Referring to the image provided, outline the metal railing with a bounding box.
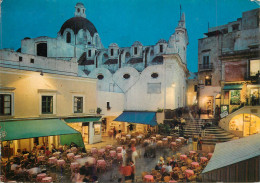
[199,63,213,71]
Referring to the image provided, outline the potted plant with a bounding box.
[97,107,102,114]
[157,108,163,113]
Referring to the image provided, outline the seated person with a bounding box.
[158,157,164,165]
[22,148,29,155]
[165,163,172,174]
[155,163,162,171]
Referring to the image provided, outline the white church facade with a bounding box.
[1,2,189,135]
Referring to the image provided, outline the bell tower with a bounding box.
[75,2,86,18]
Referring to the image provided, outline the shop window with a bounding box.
[66,32,71,43]
[41,96,53,114]
[205,76,211,86]
[147,83,161,94]
[249,60,260,77]
[74,96,83,113]
[0,94,12,116]
[30,58,34,63]
[19,56,23,62]
[134,47,137,55]
[160,45,163,53]
[230,90,240,105]
[94,123,101,135]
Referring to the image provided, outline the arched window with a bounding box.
[150,50,154,56]
[77,8,80,12]
[66,32,71,43]
[125,52,130,58]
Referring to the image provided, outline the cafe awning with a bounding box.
[64,117,101,123]
[114,111,157,126]
[223,84,243,90]
[0,119,80,141]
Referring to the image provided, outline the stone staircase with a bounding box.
[183,117,237,145]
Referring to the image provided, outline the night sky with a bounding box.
[1,0,259,72]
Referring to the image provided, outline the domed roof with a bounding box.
[59,17,97,37]
[76,2,84,8]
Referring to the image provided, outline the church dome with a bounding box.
[59,17,97,37]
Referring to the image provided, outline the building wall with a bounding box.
[187,78,198,106]
[0,50,78,76]
[0,67,97,119]
[97,91,124,116]
[197,8,260,114]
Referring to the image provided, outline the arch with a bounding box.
[150,50,154,56]
[66,32,71,43]
[125,52,130,58]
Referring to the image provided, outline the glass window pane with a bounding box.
[4,102,10,108]
[4,95,11,101]
[4,108,11,114]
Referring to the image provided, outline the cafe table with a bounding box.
[200,157,208,163]
[191,162,200,168]
[180,154,187,160]
[41,177,53,182]
[36,173,46,182]
[144,175,154,182]
[185,169,194,178]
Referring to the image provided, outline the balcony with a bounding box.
[199,63,213,71]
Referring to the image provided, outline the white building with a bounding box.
[6,2,189,134]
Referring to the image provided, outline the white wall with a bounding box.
[97,91,124,116]
[0,50,78,76]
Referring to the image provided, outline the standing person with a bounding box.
[188,136,193,151]
[122,145,126,166]
[126,144,133,164]
[201,124,206,137]
[198,108,201,119]
[131,144,138,164]
[192,136,198,151]
[113,127,117,139]
[122,162,132,181]
[130,160,135,182]
[198,134,202,150]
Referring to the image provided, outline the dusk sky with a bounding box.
[1,0,259,72]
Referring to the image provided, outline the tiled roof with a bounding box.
[104,59,118,65]
[202,133,260,174]
[152,56,163,63]
[78,52,94,65]
[127,57,143,64]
